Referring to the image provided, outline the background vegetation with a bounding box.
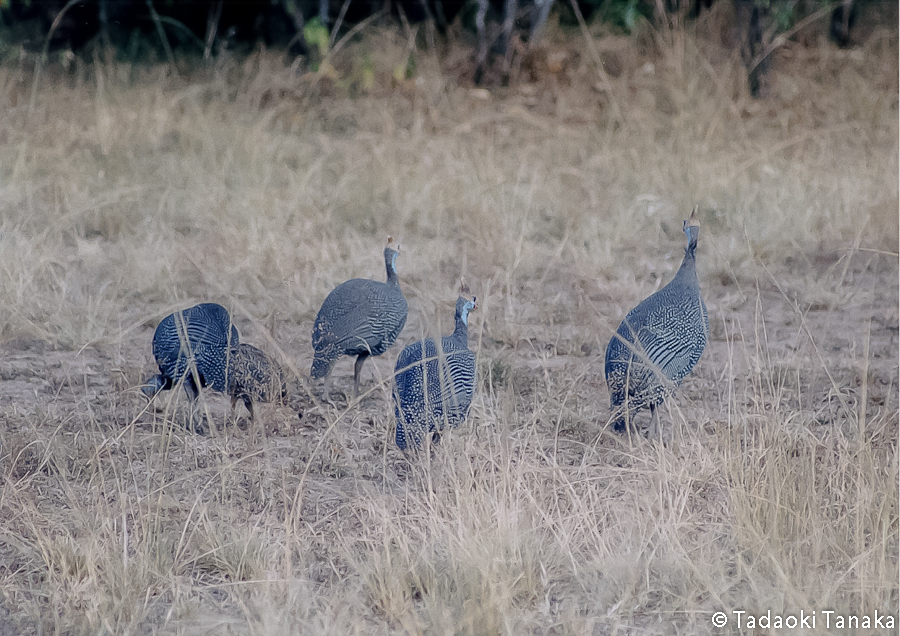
[0,0,870,92]
[0,1,897,633]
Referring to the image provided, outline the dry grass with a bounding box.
[0,10,897,635]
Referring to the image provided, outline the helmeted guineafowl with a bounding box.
[227,343,288,420]
[142,302,239,404]
[605,206,709,436]
[393,295,477,450]
[311,237,408,396]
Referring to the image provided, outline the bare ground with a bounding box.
[0,242,896,634]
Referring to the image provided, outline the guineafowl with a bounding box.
[142,303,239,405]
[393,296,477,450]
[605,206,709,437]
[227,343,288,420]
[311,237,408,397]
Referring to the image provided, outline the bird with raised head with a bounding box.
[393,293,478,450]
[311,237,408,397]
[605,206,709,437]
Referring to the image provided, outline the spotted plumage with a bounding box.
[311,238,408,396]
[605,207,709,435]
[227,343,288,420]
[393,296,477,450]
[142,302,239,403]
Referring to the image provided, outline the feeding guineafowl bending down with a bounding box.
[142,302,239,405]
[393,296,477,450]
[227,343,289,420]
[311,237,408,397]
[605,206,709,437]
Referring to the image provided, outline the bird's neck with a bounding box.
[452,319,469,342]
[673,245,698,284]
[385,259,399,285]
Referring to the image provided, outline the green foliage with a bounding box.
[741,0,806,33]
[596,0,652,33]
[349,54,376,93]
[770,0,797,31]
[303,17,330,57]
[393,53,415,81]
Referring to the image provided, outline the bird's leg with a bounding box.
[319,374,341,408]
[353,353,369,398]
[243,396,255,421]
[191,413,210,435]
[184,375,200,402]
[186,400,209,435]
[184,376,207,433]
[230,396,237,419]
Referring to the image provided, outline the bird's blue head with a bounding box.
[455,296,477,325]
[141,374,165,398]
